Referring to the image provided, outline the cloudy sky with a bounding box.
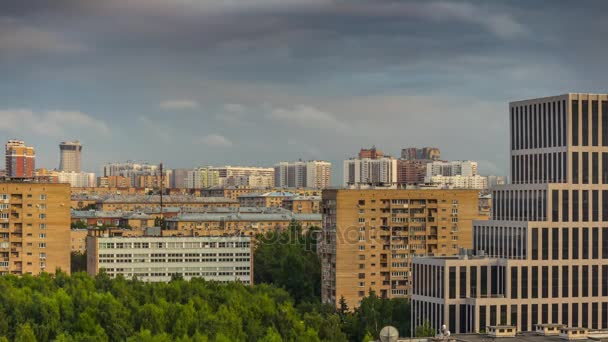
[1,0,608,182]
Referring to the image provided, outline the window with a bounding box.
[583,100,589,146]
[583,228,589,259]
[39,214,46,219]
[572,266,579,296]
[552,228,559,260]
[532,266,538,298]
[38,233,45,239]
[572,100,579,146]
[562,190,569,222]
[552,266,559,298]
[572,191,579,222]
[593,227,599,259]
[38,243,46,248]
[449,267,456,299]
[39,194,46,200]
[593,100,599,146]
[542,228,549,260]
[572,228,579,259]
[572,152,579,183]
[563,266,569,297]
[552,190,559,221]
[531,228,538,260]
[521,266,528,299]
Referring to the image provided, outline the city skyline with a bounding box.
[3,1,608,182]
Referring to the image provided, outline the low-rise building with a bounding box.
[86,233,252,283]
[70,229,88,253]
[96,195,238,211]
[238,191,294,208]
[283,196,321,214]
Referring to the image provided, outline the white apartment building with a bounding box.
[87,235,252,283]
[187,167,220,189]
[412,93,608,334]
[274,160,331,189]
[426,160,478,178]
[211,166,274,188]
[343,157,398,187]
[427,175,488,190]
[57,171,96,187]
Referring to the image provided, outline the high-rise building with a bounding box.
[358,146,384,159]
[170,169,190,189]
[5,140,35,178]
[401,147,441,161]
[56,171,96,187]
[397,159,427,185]
[426,160,478,178]
[187,167,221,189]
[102,161,159,186]
[0,181,71,275]
[343,156,398,187]
[59,141,82,172]
[412,93,608,334]
[319,188,486,310]
[274,160,331,189]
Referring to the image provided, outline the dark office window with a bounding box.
[563,228,569,260]
[593,152,599,184]
[532,266,538,298]
[542,266,549,298]
[573,228,579,259]
[511,267,518,299]
[604,191,608,221]
[500,305,507,325]
[563,303,569,326]
[583,303,589,329]
[573,191,579,222]
[573,265,579,296]
[562,152,567,183]
[593,227,599,259]
[573,303,579,327]
[573,100,579,146]
[604,228,608,258]
[449,305,456,332]
[563,265,569,297]
[572,152,579,183]
[490,305,497,326]
[480,306,486,333]
[552,228,559,260]
[593,190,599,222]
[531,228,538,260]
[459,267,466,298]
[542,304,548,324]
[603,265,608,297]
[562,190,569,222]
[552,190,559,221]
[511,108,515,150]
[481,266,487,296]
[602,265,608,296]
[592,302,599,329]
[562,100,567,146]
[583,228,589,259]
[459,305,467,333]
[511,305,518,327]
[583,266,589,297]
[583,190,589,222]
[449,267,456,299]
[491,266,498,295]
[521,266,528,299]
[552,304,559,324]
[542,228,549,260]
[470,266,477,298]
[593,100,599,146]
[583,152,589,184]
[603,303,608,328]
[552,265,559,298]
[593,265,598,297]
[603,101,608,146]
[603,153,608,184]
[531,304,538,327]
[583,100,589,146]
[521,304,528,332]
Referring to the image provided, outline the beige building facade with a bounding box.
[0,182,71,275]
[320,188,486,310]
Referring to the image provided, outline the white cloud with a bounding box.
[196,134,233,147]
[159,99,199,110]
[268,104,349,131]
[0,19,85,57]
[0,109,109,137]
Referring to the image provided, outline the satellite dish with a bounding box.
[379,326,399,342]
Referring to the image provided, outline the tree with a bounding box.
[71,221,88,229]
[338,296,348,318]
[71,252,87,273]
[14,323,36,342]
[415,321,435,337]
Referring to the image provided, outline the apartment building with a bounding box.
[237,191,294,208]
[319,188,485,310]
[187,167,220,189]
[87,234,252,283]
[0,181,70,275]
[412,93,608,334]
[5,140,35,178]
[274,160,331,189]
[401,147,441,161]
[397,159,427,186]
[343,157,398,187]
[164,207,321,237]
[71,229,88,253]
[96,195,238,211]
[283,196,321,214]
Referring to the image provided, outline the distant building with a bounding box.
[97,175,130,188]
[59,141,82,173]
[170,168,190,189]
[401,147,441,161]
[95,194,237,211]
[187,167,220,189]
[237,191,294,208]
[427,174,488,189]
[5,140,35,178]
[274,160,331,189]
[102,161,159,186]
[282,196,321,214]
[87,234,252,283]
[358,146,384,159]
[0,181,71,275]
[426,160,478,178]
[343,156,398,187]
[57,171,96,187]
[396,159,427,185]
[487,175,507,188]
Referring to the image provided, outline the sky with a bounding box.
[1,0,608,183]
